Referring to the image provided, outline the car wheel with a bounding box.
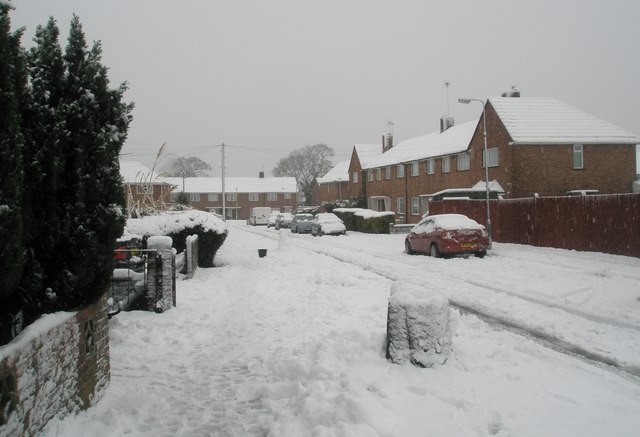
[319,230,324,237]
[405,240,414,255]
[475,250,487,258]
[429,244,440,258]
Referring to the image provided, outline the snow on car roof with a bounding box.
[429,214,485,230]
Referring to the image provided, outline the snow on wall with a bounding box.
[386,281,452,368]
[0,295,110,436]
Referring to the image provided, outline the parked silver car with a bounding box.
[290,213,314,233]
[311,213,346,236]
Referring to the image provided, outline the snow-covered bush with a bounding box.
[333,208,395,234]
[124,210,228,268]
[386,281,452,367]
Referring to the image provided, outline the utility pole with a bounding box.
[221,142,226,220]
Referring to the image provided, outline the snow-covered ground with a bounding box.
[45,222,640,436]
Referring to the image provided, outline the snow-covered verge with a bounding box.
[334,207,395,219]
[43,224,640,436]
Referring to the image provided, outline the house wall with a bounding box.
[348,148,366,201]
[125,183,174,213]
[317,181,350,205]
[185,192,298,219]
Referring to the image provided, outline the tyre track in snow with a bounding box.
[233,224,640,381]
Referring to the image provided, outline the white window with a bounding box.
[483,147,499,168]
[573,144,584,169]
[425,159,435,175]
[397,197,406,215]
[189,193,200,202]
[284,192,292,199]
[411,197,419,215]
[411,162,419,177]
[248,193,259,202]
[397,164,405,178]
[457,153,470,171]
[207,193,218,202]
[376,168,382,181]
[367,170,373,182]
[267,193,278,201]
[385,166,391,179]
[226,192,236,202]
[442,156,450,173]
[352,171,358,183]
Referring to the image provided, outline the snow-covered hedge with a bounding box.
[386,281,452,367]
[333,208,395,234]
[124,210,228,268]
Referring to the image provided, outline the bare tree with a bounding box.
[162,156,212,177]
[273,144,334,205]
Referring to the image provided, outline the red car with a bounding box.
[405,214,488,258]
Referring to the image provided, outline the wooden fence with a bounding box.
[428,194,640,258]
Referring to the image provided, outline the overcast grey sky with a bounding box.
[10,0,640,176]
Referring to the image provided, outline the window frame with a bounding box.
[267,192,278,201]
[397,197,406,215]
[411,197,419,215]
[573,144,584,169]
[352,171,358,183]
[208,193,218,202]
[376,168,382,181]
[248,192,259,202]
[457,153,470,171]
[425,159,435,175]
[226,192,237,202]
[385,166,391,179]
[189,193,201,202]
[396,164,405,178]
[411,161,419,177]
[482,147,499,168]
[441,156,450,173]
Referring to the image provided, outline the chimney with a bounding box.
[440,115,455,133]
[501,86,520,97]
[382,133,393,153]
[259,171,264,178]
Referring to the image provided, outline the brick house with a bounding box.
[315,160,350,205]
[162,175,298,220]
[328,95,638,224]
[120,161,174,216]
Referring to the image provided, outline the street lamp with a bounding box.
[458,97,492,249]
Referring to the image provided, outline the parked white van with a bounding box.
[247,207,272,226]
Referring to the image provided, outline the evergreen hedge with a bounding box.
[333,209,395,234]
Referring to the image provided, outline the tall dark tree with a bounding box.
[44,14,133,311]
[18,17,66,312]
[273,143,334,205]
[0,3,26,317]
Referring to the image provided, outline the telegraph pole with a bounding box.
[221,142,226,220]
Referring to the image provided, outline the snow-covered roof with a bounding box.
[489,97,640,145]
[363,120,477,169]
[354,144,382,167]
[317,160,350,184]
[120,161,156,184]
[160,176,297,193]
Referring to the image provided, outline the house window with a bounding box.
[136,184,151,194]
[284,192,292,199]
[352,171,358,183]
[248,193,259,202]
[425,159,435,175]
[457,153,470,171]
[483,147,499,168]
[385,166,391,179]
[411,197,419,215]
[367,170,374,182]
[189,193,200,202]
[267,193,278,201]
[442,156,450,173]
[376,168,382,181]
[397,197,406,215]
[397,164,405,178]
[226,192,236,202]
[208,193,218,202]
[411,162,419,177]
[573,144,584,169]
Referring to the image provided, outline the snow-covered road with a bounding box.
[46,223,640,436]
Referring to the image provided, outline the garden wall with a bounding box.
[429,194,640,258]
[0,294,110,435]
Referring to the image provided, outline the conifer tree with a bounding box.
[0,3,26,315]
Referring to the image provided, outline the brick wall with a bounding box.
[317,180,350,205]
[0,294,110,436]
